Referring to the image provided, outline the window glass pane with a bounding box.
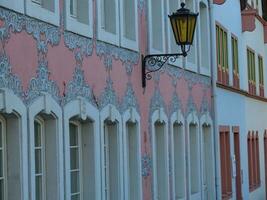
[70,148,79,170]
[123,0,135,40]
[35,176,43,200]
[35,149,42,174]
[43,0,54,12]
[71,171,80,194]
[34,121,42,147]
[77,0,89,24]
[0,180,3,200]
[103,0,116,34]
[151,0,163,51]
[0,150,3,178]
[69,124,78,146]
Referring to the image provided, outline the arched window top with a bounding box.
[64,98,99,122]
[170,110,184,126]
[151,108,168,124]
[122,107,140,124]
[100,104,121,123]
[187,111,199,126]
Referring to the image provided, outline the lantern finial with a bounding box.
[181,2,185,8]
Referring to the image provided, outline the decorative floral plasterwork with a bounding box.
[0,7,60,54]
[98,77,119,110]
[149,88,167,116]
[200,89,211,115]
[96,41,139,74]
[62,66,96,107]
[186,92,197,116]
[0,53,23,98]
[165,64,211,87]
[120,82,140,113]
[141,154,152,177]
[25,59,61,105]
[64,31,93,61]
[169,91,182,116]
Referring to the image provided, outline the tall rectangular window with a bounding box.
[231,36,239,88]
[104,121,119,200]
[0,121,6,200]
[126,122,140,200]
[189,124,199,194]
[247,49,256,95]
[173,123,185,199]
[148,0,165,53]
[34,120,45,200]
[69,123,81,200]
[219,127,232,199]
[259,56,264,97]
[247,131,261,191]
[216,24,229,85]
[120,0,138,50]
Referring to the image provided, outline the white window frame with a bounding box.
[199,0,211,76]
[151,108,169,200]
[148,0,166,54]
[28,94,64,200]
[65,0,93,37]
[122,108,142,200]
[69,121,83,200]
[63,98,101,200]
[187,111,201,199]
[26,0,60,26]
[0,115,7,200]
[170,110,186,200]
[97,0,120,46]
[119,0,139,51]
[0,89,29,200]
[0,0,24,13]
[100,105,123,200]
[34,117,46,200]
[167,0,183,67]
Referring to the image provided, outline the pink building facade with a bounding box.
[0,0,213,200]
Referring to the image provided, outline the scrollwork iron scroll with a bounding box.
[142,52,187,89]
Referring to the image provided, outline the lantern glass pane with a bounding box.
[176,16,188,44]
[170,17,179,44]
[187,15,197,44]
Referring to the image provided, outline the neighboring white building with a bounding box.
[213,0,267,199]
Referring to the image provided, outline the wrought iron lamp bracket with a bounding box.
[142,52,187,88]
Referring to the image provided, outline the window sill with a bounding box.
[65,16,92,38]
[1,0,24,13]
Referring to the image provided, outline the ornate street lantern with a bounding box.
[142,3,198,89]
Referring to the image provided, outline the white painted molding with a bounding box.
[0,0,24,13]
[0,88,29,200]
[63,98,101,200]
[28,93,64,200]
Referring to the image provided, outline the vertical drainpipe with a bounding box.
[208,1,221,200]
